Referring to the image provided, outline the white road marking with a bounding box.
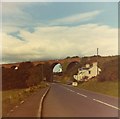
[6,105,19,116]
[58,84,119,111]
[77,93,87,98]
[93,99,120,110]
[10,109,14,112]
[20,100,24,104]
[67,88,75,93]
[64,87,87,98]
[15,105,18,108]
[37,87,50,117]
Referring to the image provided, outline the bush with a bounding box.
[26,65,43,87]
[2,62,34,90]
[98,59,118,81]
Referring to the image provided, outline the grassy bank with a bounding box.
[77,79,118,97]
[2,81,48,116]
[55,75,118,98]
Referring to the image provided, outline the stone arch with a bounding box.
[47,62,63,82]
[51,62,62,71]
[11,66,18,70]
[66,61,80,71]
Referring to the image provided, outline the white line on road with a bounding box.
[20,100,24,104]
[15,105,18,108]
[77,93,87,98]
[56,84,119,111]
[67,88,75,93]
[93,99,120,110]
[64,87,87,98]
[10,109,14,112]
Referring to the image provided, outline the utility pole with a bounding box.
[97,48,99,57]
[97,48,99,75]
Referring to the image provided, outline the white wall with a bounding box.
[73,62,101,81]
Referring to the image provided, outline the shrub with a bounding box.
[98,59,118,81]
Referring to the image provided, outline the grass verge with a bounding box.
[77,79,119,98]
[2,81,48,116]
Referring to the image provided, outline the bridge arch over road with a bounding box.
[43,58,81,82]
[2,57,81,82]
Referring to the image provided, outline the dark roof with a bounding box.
[79,67,90,70]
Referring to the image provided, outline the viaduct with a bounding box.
[2,57,81,82]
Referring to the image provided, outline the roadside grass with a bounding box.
[57,76,71,84]
[60,76,69,84]
[77,79,119,98]
[2,81,48,116]
[56,75,119,98]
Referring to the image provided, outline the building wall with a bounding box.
[73,62,101,81]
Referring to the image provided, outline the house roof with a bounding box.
[78,62,98,71]
[78,67,90,71]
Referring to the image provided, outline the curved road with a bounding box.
[42,83,119,117]
[7,83,119,117]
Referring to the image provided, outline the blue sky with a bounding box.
[3,2,118,27]
[53,63,62,72]
[2,2,118,63]
[21,2,117,27]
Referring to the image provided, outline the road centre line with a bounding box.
[93,98,120,110]
[64,86,87,98]
[77,93,87,98]
[67,88,75,92]
[62,84,119,110]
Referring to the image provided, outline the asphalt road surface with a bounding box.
[42,83,119,117]
[7,83,119,117]
[7,87,49,117]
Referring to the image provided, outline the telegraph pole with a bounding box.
[97,48,99,56]
[97,48,99,75]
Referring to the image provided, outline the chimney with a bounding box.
[93,62,97,66]
[86,64,90,68]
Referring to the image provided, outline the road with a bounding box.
[42,83,119,117]
[7,83,119,117]
[7,87,49,117]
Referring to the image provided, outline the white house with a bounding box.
[73,62,101,82]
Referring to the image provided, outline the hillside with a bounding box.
[59,55,118,82]
[81,55,118,81]
[57,55,118,97]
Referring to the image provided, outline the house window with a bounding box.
[89,71,91,74]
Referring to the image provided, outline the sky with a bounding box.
[53,63,62,72]
[2,2,118,64]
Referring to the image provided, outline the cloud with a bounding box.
[2,23,118,63]
[2,3,37,30]
[2,2,102,30]
[52,10,102,25]
[2,3,25,15]
[2,2,50,33]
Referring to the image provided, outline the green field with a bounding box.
[77,79,119,97]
